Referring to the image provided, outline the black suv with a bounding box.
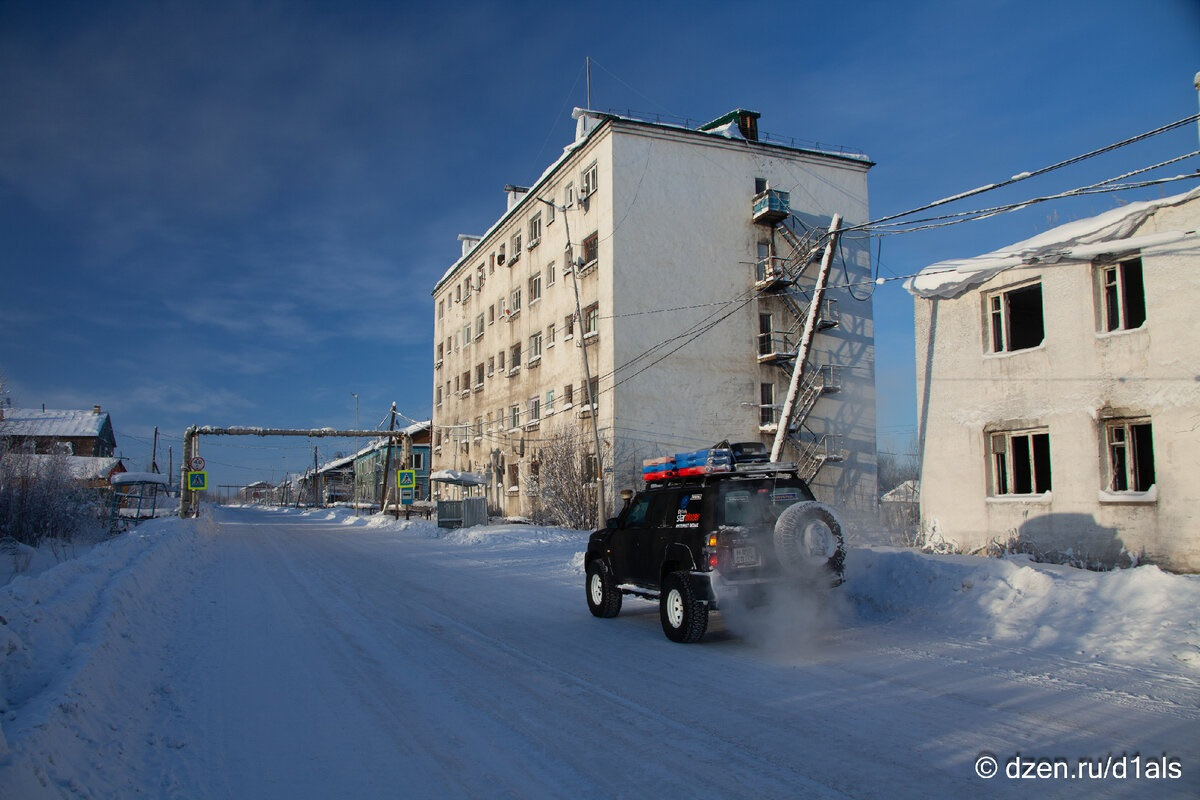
[585,445,846,643]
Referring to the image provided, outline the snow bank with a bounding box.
[0,514,219,765]
[846,546,1200,672]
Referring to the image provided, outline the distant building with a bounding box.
[907,187,1200,571]
[0,405,125,489]
[431,107,877,522]
[0,405,117,457]
[353,421,432,507]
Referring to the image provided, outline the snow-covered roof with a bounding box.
[112,471,170,486]
[906,186,1200,299]
[1,453,125,481]
[1,407,111,439]
[881,479,920,503]
[429,469,486,486]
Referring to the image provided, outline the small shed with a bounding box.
[431,470,487,529]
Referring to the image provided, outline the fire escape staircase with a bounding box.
[752,189,846,481]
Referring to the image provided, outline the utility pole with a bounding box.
[151,427,159,473]
[381,403,398,517]
[351,392,359,513]
[538,196,607,525]
[771,213,843,463]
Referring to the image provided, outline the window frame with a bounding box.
[989,428,1052,497]
[1095,257,1147,334]
[985,280,1045,354]
[1103,418,1155,493]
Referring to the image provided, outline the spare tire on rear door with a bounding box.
[773,501,846,584]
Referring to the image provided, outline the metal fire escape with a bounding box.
[752,189,845,481]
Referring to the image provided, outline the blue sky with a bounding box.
[2,0,1198,491]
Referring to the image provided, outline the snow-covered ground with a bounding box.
[1,505,1196,798]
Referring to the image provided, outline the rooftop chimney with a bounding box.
[504,184,529,211]
[93,405,102,415]
[457,234,482,258]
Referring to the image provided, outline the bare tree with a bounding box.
[526,422,610,530]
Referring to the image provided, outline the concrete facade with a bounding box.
[432,109,876,523]
[909,188,1200,571]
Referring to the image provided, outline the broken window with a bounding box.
[990,429,1052,495]
[987,282,1044,353]
[1105,419,1155,492]
[758,313,774,356]
[760,383,776,426]
[1097,257,1146,333]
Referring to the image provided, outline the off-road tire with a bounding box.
[774,501,846,584]
[586,560,622,618]
[660,571,709,643]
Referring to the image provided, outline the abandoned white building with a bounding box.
[431,107,877,522]
[907,186,1200,572]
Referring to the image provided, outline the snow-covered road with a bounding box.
[2,506,1197,798]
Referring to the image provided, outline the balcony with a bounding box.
[752,189,790,226]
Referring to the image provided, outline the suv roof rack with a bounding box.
[644,462,800,489]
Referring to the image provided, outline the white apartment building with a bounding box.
[907,187,1200,571]
[432,108,876,522]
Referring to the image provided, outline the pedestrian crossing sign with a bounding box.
[186,471,208,491]
[397,469,416,489]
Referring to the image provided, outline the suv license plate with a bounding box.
[733,545,760,567]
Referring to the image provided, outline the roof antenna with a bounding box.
[586,56,592,111]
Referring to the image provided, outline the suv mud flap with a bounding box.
[685,571,718,608]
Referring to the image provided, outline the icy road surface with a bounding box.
[1,505,1197,798]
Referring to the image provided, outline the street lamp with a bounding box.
[537,196,607,526]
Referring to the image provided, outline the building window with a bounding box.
[528,213,542,247]
[583,453,599,483]
[529,331,543,360]
[564,314,575,338]
[498,244,506,265]
[1097,257,1146,333]
[760,383,776,426]
[510,232,522,262]
[461,370,471,393]
[475,313,485,338]
[545,389,555,414]
[563,383,574,405]
[529,272,542,303]
[547,261,556,286]
[438,299,445,320]
[758,313,774,356]
[587,376,599,408]
[987,282,1044,353]
[475,363,485,387]
[412,452,425,471]
[580,161,598,198]
[436,342,444,363]
[435,386,443,406]
[510,405,521,430]
[565,181,575,207]
[546,323,556,346]
[510,288,522,315]
[581,232,599,268]
[990,429,1052,495]
[756,241,773,283]
[510,342,522,368]
[487,356,495,376]
[498,349,505,371]
[583,303,599,337]
[1105,419,1155,492]
[546,202,555,226]
[528,396,541,423]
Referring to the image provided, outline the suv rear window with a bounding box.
[718,480,813,527]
